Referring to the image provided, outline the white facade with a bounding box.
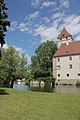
[53,28,80,85]
[53,55,80,85]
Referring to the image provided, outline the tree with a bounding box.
[31,40,57,79]
[0,45,28,88]
[0,0,10,59]
[31,56,41,78]
[16,53,28,80]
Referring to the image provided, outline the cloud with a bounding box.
[9,22,18,31]
[53,12,64,19]
[19,23,29,32]
[34,24,58,42]
[33,13,80,43]
[60,0,70,8]
[62,15,80,35]
[8,0,80,45]
[42,17,50,23]
[75,35,80,40]
[29,11,39,19]
[31,0,41,8]
[41,1,55,9]
[53,0,70,12]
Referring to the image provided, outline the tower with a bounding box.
[57,28,73,48]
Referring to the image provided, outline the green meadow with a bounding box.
[0,88,80,120]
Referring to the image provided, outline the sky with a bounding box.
[4,0,80,63]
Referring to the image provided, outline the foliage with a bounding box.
[16,53,27,79]
[37,76,55,86]
[0,45,28,88]
[76,81,80,87]
[0,0,10,47]
[31,40,57,80]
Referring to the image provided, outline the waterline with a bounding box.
[13,83,80,94]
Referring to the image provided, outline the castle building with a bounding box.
[53,28,80,85]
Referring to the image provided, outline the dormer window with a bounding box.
[66,51,68,53]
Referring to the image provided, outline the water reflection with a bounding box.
[13,83,80,94]
[30,85,53,92]
[13,83,30,90]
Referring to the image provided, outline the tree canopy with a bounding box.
[31,40,57,79]
[0,45,28,88]
[0,0,10,58]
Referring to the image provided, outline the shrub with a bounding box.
[37,76,55,86]
[76,81,80,87]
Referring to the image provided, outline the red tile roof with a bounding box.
[54,40,80,57]
[57,28,72,39]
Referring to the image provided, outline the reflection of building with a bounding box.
[53,28,80,85]
[17,79,21,84]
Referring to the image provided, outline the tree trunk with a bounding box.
[10,80,14,88]
[52,81,54,87]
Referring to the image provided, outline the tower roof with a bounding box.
[57,28,72,39]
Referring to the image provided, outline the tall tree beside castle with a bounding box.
[0,0,10,58]
[31,40,57,80]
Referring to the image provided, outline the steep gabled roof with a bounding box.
[54,40,80,57]
[57,28,72,39]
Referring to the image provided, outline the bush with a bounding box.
[37,76,55,86]
[76,81,80,87]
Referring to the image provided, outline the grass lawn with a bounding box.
[0,88,80,120]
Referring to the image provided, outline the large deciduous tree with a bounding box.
[0,0,10,58]
[31,40,57,79]
[0,45,27,88]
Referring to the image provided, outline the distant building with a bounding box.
[53,28,80,85]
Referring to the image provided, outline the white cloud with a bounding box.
[29,11,39,19]
[34,23,59,42]
[62,15,80,36]
[8,1,80,45]
[31,0,41,7]
[42,17,50,23]
[19,23,29,32]
[53,0,70,12]
[9,22,18,31]
[33,12,80,43]
[41,1,55,9]
[60,0,70,8]
[53,12,64,19]
[75,35,80,40]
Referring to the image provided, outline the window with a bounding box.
[57,65,61,70]
[79,63,80,69]
[78,73,80,76]
[58,58,60,62]
[69,64,72,69]
[58,74,60,77]
[69,56,72,60]
[67,74,69,77]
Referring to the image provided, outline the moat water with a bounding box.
[13,83,80,94]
